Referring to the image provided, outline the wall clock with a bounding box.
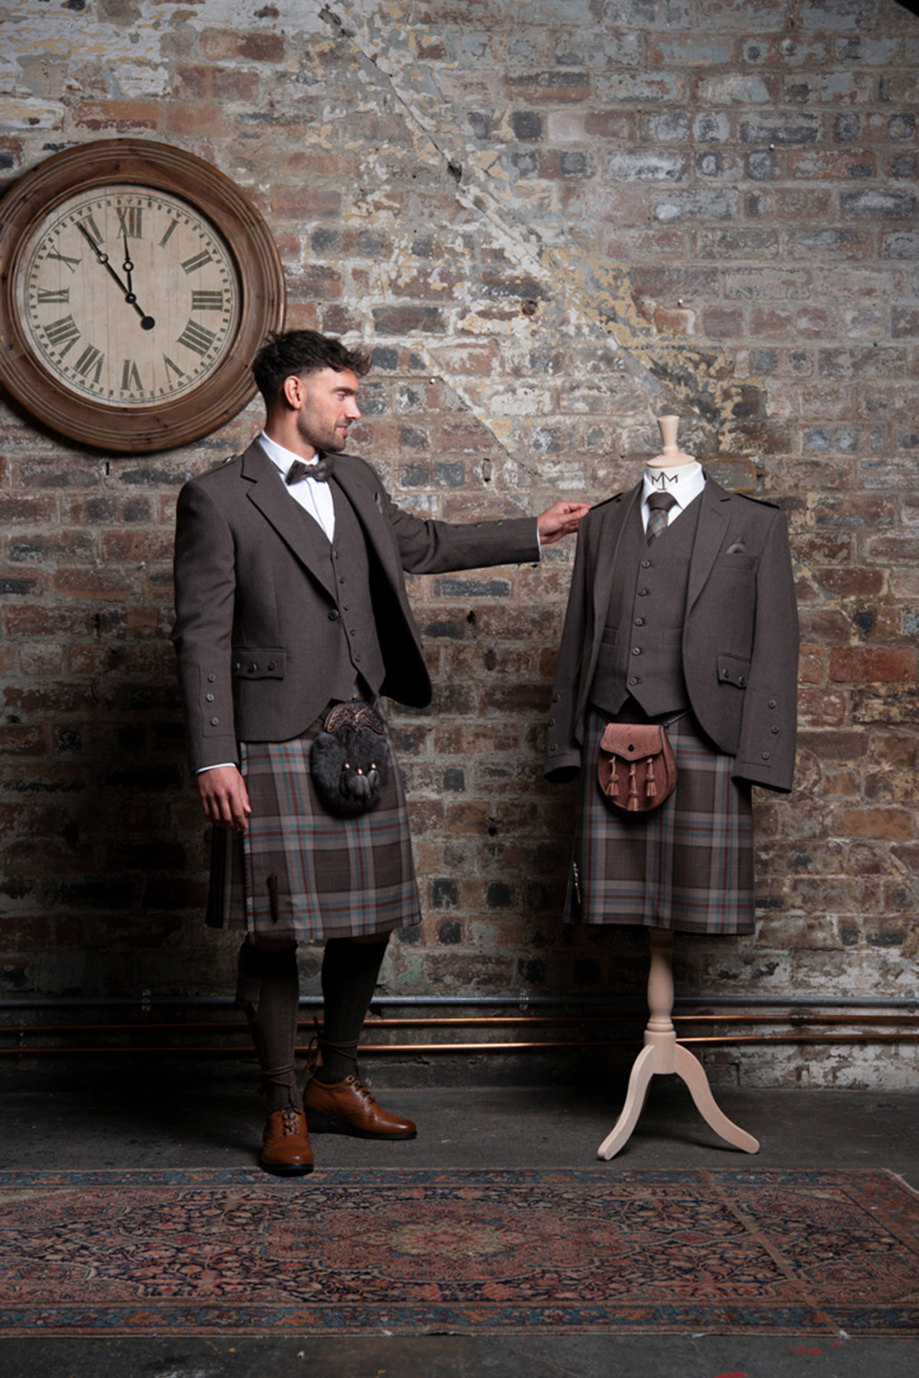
[0,139,285,453]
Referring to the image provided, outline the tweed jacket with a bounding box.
[544,477,799,792]
[173,440,539,773]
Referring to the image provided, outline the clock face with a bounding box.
[17,185,242,409]
[0,140,285,453]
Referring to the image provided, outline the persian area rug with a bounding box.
[0,1168,917,1337]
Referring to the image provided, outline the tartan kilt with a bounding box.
[567,708,755,935]
[205,705,421,943]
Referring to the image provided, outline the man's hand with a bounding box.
[537,500,590,546]
[197,765,251,832]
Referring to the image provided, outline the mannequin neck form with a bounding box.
[648,413,694,470]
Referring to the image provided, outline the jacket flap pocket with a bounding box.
[717,653,751,688]
[232,647,287,679]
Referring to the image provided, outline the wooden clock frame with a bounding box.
[0,139,285,453]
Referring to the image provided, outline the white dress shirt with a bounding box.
[640,460,705,532]
[258,430,336,541]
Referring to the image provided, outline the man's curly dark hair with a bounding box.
[253,330,372,405]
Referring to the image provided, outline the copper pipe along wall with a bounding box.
[1,1027,917,1056]
[3,1012,917,1036]
[0,1036,917,1058]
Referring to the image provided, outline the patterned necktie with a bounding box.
[646,491,677,544]
[286,454,334,485]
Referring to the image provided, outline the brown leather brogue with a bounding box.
[259,1105,315,1175]
[303,1073,417,1140]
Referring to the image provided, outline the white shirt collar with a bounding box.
[641,460,705,513]
[258,429,319,480]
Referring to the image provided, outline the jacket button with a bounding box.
[637,588,649,597]
[761,751,770,760]
[631,647,641,656]
[629,676,640,686]
[634,617,645,626]
[267,661,276,671]
[722,667,730,678]
[738,675,746,686]
[207,673,216,683]
[210,717,220,726]
[641,559,651,569]
[232,661,240,672]
[206,693,214,702]
[328,610,340,621]
[768,699,777,709]
[248,662,258,673]
[771,725,780,734]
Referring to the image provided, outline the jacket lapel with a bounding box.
[242,441,337,599]
[686,477,731,614]
[590,483,643,635]
[329,458,404,590]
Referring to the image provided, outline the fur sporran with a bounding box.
[310,701,390,816]
[597,720,678,814]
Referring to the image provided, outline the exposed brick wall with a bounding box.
[1,0,916,1086]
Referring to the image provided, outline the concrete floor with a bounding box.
[1,1059,917,1377]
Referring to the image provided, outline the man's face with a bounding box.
[294,367,361,455]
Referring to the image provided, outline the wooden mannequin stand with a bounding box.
[597,928,759,1159]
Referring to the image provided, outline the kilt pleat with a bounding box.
[568,709,755,935]
[206,708,421,943]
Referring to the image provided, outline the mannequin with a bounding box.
[545,414,799,1158]
[598,417,757,1157]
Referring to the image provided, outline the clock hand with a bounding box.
[122,233,135,297]
[120,234,156,332]
[75,222,156,331]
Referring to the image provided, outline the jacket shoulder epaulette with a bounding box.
[729,489,782,511]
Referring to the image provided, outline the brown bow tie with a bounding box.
[286,455,334,484]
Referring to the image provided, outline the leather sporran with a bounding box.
[597,720,678,814]
[310,701,390,816]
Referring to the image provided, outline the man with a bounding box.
[172,329,587,1176]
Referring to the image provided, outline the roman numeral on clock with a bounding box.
[177,320,216,356]
[44,314,81,355]
[116,206,143,238]
[74,345,105,383]
[122,360,143,391]
[191,290,224,311]
[181,250,213,274]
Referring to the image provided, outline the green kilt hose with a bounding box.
[206,706,421,944]
[567,709,755,936]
